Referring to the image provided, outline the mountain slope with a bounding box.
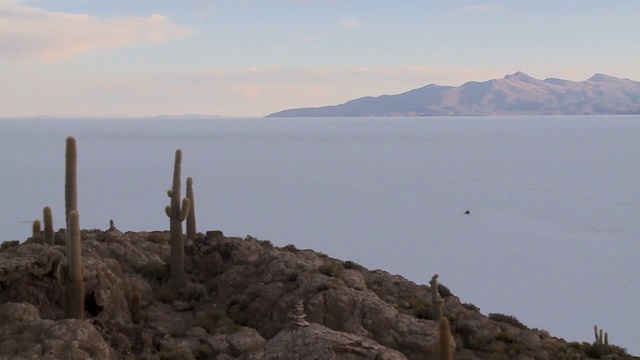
[266,72,640,117]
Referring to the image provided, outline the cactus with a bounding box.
[32,219,41,237]
[131,290,142,324]
[186,177,196,241]
[65,136,77,228]
[438,317,452,360]
[430,274,444,321]
[165,149,190,289]
[594,325,609,346]
[43,206,54,245]
[60,210,84,319]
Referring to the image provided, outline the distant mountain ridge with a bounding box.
[266,72,640,117]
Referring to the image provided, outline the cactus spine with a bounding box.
[438,317,452,360]
[165,149,190,289]
[43,206,54,245]
[63,210,84,319]
[65,136,77,228]
[430,274,444,321]
[32,219,41,237]
[186,177,196,241]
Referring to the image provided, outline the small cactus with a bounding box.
[43,206,54,245]
[32,219,41,237]
[131,290,142,324]
[186,177,196,241]
[165,149,190,289]
[61,210,84,319]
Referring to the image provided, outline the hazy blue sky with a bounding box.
[1,0,639,117]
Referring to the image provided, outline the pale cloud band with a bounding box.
[0,0,192,62]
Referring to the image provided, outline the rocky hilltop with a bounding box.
[0,228,632,360]
[266,72,640,117]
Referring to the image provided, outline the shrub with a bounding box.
[318,262,343,278]
[155,283,180,303]
[146,232,170,244]
[0,240,20,251]
[180,283,206,302]
[438,283,453,297]
[284,281,299,293]
[138,261,171,283]
[260,239,274,249]
[191,343,214,359]
[463,302,480,312]
[343,260,362,270]
[488,313,528,330]
[204,278,218,293]
[283,244,298,253]
[187,309,239,334]
[582,342,629,358]
[158,347,194,360]
[414,306,431,320]
[214,242,234,261]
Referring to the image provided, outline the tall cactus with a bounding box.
[65,136,77,228]
[438,317,452,360]
[43,206,54,245]
[430,274,444,321]
[60,210,84,319]
[165,149,190,289]
[186,177,196,241]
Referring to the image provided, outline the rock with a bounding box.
[262,322,407,360]
[0,301,41,322]
[83,256,131,324]
[0,303,113,360]
[227,327,267,356]
[0,243,64,282]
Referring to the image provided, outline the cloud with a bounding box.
[234,66,260,75]
[339,18,359,28]
[0,1,192,62]
[229,83,262,100]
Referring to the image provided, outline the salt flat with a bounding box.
[1,115,638,352]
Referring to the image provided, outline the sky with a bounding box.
[1,0,639,117]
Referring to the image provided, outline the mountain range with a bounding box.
[266,72,640,117]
